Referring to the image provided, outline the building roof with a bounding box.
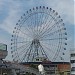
[20,61,70,65]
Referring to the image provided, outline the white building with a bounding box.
[70,50,75,75]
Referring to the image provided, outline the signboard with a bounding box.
[0,43,7,51]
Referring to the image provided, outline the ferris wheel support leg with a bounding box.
[12,69,17,75]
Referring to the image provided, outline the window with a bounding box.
[36,59,39,61]
[71,67,75,71]
[71,60,75,63]
[71,54,75,57]
[67,73,70,75]
[50,71,55,74]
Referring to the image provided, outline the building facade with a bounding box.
[22,61,70,75]
[70,50,75,75]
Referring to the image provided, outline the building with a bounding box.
[21,61,70,75]
[0,43,8,75]
[70,50,75,75]
[0,43,8,59]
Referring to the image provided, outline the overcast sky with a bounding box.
[0,0,74,62]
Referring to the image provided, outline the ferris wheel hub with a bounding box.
[32,39,40,44]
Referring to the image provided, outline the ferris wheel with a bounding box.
[11,6,67,62]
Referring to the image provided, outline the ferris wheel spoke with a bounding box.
[39,44,49,60]
[32,14,36,35]
[39,16,54,36]
[20,44,32,62]
[11,44,30,55]
[18,29,32,38]
[12,41,31,44]
[17,44,31,57]
[41,43,55,53]
[37,8,44,33]
[46,19,63,34]
[39,22,57,37]
[14,40,31,61]
[16,41,31,50]
[17,13,36,36]
[35,13,37,30]
[38,15,49,34]
[13,41,31,44]
[38,13,49,34]
[21,40,34,62]
[40,28,64,38]
[40,41,58,48]
[34,13,39,35]
[25,17,35,35]
[12,49,20,61]
[36,12,39,34]
[17,13,32,28]
[37,13,42,33]
[40,44,55,59]
[39,10,57,36]
[13,42,32,61]
[52,48,61,61]
[39,12,45,30]
[21,22,34,37]
[22,14,35,36]
[40,38,65,41]
[21,26,32,37]
[30,14,34,35]
[29,11,36,35]
[21,25,32,35]
[39,19,62,38]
